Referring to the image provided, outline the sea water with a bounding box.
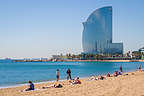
[0,59,144,87]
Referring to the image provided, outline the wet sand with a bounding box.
[1,71,144,96]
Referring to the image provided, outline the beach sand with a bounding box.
[1,71,144,96]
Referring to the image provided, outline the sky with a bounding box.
[0,0,144,59]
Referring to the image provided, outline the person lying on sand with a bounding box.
[98,75,105,80]
[25,81,35,91]
[69,77,81,85]
[42,83,63,89]
[123,73,128,76]
[88,75,97,81]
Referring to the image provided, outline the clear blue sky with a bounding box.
[0,0,144,58]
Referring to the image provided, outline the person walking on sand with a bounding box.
[67,68,72,80]
[56,69,59,81]
[120,66,123,72]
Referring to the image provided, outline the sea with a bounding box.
[0,59,144,88]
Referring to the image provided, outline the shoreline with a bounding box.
[61,59,144,62]
[0,69,136,89]
[0,79,66,89]
[13,59,144,62]
[1,70,144,96]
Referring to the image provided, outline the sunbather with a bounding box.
[114,71,118,77]
[98,75,105,80]
[106,72,111,77]
[42,83,63,89]
[88,75,97,80]
[69,77,81,85]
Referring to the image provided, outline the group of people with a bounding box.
[25,68,77,91]
[24,64,143,91]
[90,64,142,81]
[89,66,123,81]
[107,66,123,77]
[24,80,64,92]
[56,68,72,81]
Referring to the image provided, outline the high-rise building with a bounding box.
[82,6,123,54]
[139,47,144,53]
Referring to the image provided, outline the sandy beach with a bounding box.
[1,71,144,96]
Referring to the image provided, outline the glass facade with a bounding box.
[82,6,123,54]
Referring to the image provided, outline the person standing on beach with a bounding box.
[139,64,141,71]
[67,68,72,80]
[56,69,59,81]
[120,66,123,72]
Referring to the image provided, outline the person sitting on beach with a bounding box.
[106,72,111,77]
[118,71,122,75]
[42,83,63,89]
[114,71,118,77]
[25,81,35,91]
[69,77,81,85]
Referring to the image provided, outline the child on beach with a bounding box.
[25,81,35,91]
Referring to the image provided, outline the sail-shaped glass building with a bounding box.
[82,6,123,54]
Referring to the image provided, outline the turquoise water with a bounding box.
[0,60,144,87]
